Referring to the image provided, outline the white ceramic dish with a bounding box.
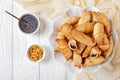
[27,44,46,63]
[49,6,118,73]
[18,13,40,35]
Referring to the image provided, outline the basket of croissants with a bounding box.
[54,10,115,68]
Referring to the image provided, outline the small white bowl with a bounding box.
[27,44,46,63]
[18,13,40,35]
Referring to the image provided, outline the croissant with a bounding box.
[60,47,73,60]
[66,31,73,40]
[94,33,105,45]
[73,51,82,68]
[55,39,68,49]
[91,11,98,22]
[93,23,109,51]
[98,34,109,51]
[93,23,105,45]
[56,32,65,39]
[60,23,73,36]
[90,46,102,58]
[83,56,105,67]
[92,12,111,33]
[71,29,95,46]
[93,23,104,35]
[82,46,92,58]
[77,11,91,25]
[75,22,95,33]
[103,35,114,59]
[55,39,72,60]
[74,42,86,54]
[63,16,80,25]
[97,12,111,33]
[94,34,109,51]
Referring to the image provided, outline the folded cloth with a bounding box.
[15,0,72,19]
[15,0,120,80]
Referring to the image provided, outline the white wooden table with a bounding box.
[0,0,73,80]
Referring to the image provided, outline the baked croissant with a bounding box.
[73,51,82,68]
[55,39,72,60]
[92,12,111,33]
[63,16,80,24]
[98,34,109,51]
[77,11,91,25]
[75,22,95,33]
[82,46,92,58]
[93,23,104,35]
[83,56,105,67]
[103,35,114,59]
[56,32,65,39]
[97,12,111,33]
[55,39,68,49]
[60,47,72,60]
[71,29,95,46]
[74,42,86,54]
[93,23,109,51]
[93,23,105,45]
[66,31,74,40]
[60,23,73,36]
[91,12,98,22]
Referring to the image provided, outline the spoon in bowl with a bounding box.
[5,11,31,30]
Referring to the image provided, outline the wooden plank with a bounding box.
[12,2,39,80]
[67,67,73,80]
[39,15,67,80]
[0,0,13,80]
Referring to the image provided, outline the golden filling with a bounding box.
[28,45,43,62]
